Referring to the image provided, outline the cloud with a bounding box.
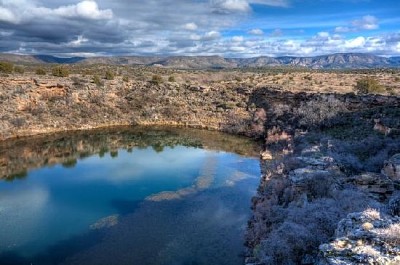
[334,15,379,33]
[334,26,350,33]
[352,15,378,30]
[184,22,198,31]
[211,0,250,13]
[270,28,283,37]
[0,6,17,23]
[248,28,264,35]
[232,36,244,42]
[250,0,290,7]
[0,0,398,57]
[54,1,113,20]
[203,31,222,41]
[210,0,289,13]
[345,36,366,48]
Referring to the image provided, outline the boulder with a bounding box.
[318,209,400,265]
[382,153,400,182]
[349,173,394,201]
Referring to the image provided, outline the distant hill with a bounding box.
[1,53,399,69]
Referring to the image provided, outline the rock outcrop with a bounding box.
[319,209,400,265]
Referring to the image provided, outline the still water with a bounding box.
[0,127,260,265]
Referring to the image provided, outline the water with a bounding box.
[0,127,260,265]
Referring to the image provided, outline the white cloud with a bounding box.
[352,15,378,30]
[0,6,18,23]
[345,36,366,48]
[203,31,221,41]
[68,35,89,47]
[184,22,198,31]
[211,0,250,13]
[334,26,350,33]
[232,36,244,42]
[248,28,264,35]
[250,0,290,7]
[210,0,288,13]
[54,1,113,20]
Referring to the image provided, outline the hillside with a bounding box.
[1,53,399,69]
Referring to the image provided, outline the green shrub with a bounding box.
[168,76,176,82]
[0,61,14,73]
[35,68,46,75]
[105,70,115,80]
[52,66,69,77]
[122,76,129,82]
[354,77,385,94]
[13,66,25,74]
[150,74,163,85]
[92,75,103,87]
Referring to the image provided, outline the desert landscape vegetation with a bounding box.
[0,54,400,264]
[1,0,400,264]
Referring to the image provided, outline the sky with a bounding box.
[0,0,399,57]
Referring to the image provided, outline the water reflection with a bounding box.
[0,126,261,265]
[0,126,259,181]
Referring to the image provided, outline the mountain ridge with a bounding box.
[1,53,399,69]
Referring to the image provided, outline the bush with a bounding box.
[13,66,25,74]
[150,74,163,85]
[0,61,14,73]
[168,76,176,82]
[105,70,115,80]
[122,76,129,82]
[355,77,386,94]
[92,75,103,87]
[296,96,348,129]
[35,68,46,75]
[52,66,69,77]
[388,193,400,217]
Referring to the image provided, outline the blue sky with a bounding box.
[0,0,399,57]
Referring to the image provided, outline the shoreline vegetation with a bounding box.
[1,63,400,264]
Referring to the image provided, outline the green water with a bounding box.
[0,127,260,265]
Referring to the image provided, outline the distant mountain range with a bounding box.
[1,53,399,69]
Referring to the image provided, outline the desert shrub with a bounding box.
[150,74,163,85]
[249,108,267,137]
[388,193,400,217]
[10,117,26,128]
[354,77,386,94]
[377,224,400,245]
[168,76,176,82]
[296,96,348,129]
[0,61,14,73]
[327,136,400,173]
[122,76,129,82]
[35,68,46,75]
[52,66,69,77]
[92,75,103,87]
[105,70,115,80]
[13,66,24,74]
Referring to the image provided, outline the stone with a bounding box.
[288,167,330,184]
[349,173,394,201]
[260,150,273,160]
[318,209,400,265]
[382,153,400,182]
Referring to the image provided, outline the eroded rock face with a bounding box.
[382,154,400,182]
[318,209,400,265]
[347,173,394,201]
